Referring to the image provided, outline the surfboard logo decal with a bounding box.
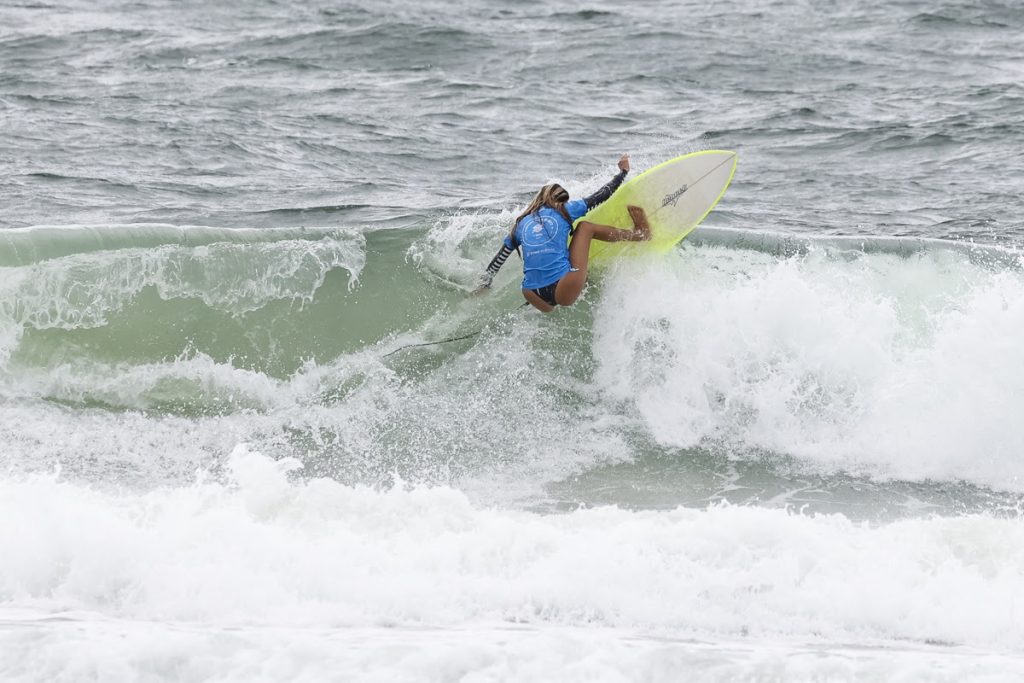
[661,184,689,208]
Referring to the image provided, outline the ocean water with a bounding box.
[2,0,1024,681]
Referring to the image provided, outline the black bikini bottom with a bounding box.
[531,281,559,306]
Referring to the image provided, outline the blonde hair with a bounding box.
[510,184,572,239]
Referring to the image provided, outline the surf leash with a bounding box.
[381,330,483,358]
[381,302,531,359]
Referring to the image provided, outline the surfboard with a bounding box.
[577,150,737,267]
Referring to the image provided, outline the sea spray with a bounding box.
[593,245,1024,490]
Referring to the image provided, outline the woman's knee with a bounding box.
[554,291,579,307]
[554,277,585,306]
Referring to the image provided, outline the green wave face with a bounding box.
[4,220,1019,404]
[0,224,481,389]
[5,220,1024,512]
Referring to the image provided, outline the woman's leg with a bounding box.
[523,288,555,313]
[554,206,650,306]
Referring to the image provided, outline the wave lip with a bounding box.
[0,224,365,369]
[689,226,1024,268]
[0,223,358,267]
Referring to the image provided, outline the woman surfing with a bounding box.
[479,153,650,312]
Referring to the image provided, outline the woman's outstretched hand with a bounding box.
[618,153,630,173]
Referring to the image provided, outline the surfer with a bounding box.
[479,153,650,312]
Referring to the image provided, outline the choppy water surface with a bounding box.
[2,1,1024,681]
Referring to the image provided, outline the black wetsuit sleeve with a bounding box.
[583,169,628,210]
[480,236,517,287]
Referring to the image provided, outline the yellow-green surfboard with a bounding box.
[578,150,738,267]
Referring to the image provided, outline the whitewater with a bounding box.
[3,0,1024,681]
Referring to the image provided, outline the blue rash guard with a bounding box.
[504,199,588,289]
[481,169,628,294]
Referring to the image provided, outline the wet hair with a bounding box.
[510,184,572,238]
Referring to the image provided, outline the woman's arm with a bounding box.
[479,235,517,288]
[582,153,630,209]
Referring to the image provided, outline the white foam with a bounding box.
[0,308,618,504]
[0,448,1022,653]
[408,208,520,290]
[592,246,1024,490]
[3,352,281,411]
[4,620,1022,683]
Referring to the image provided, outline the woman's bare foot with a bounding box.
[627,205,651,241]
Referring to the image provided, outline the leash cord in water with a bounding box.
[381,302,531,358]
[381,330,482,358]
